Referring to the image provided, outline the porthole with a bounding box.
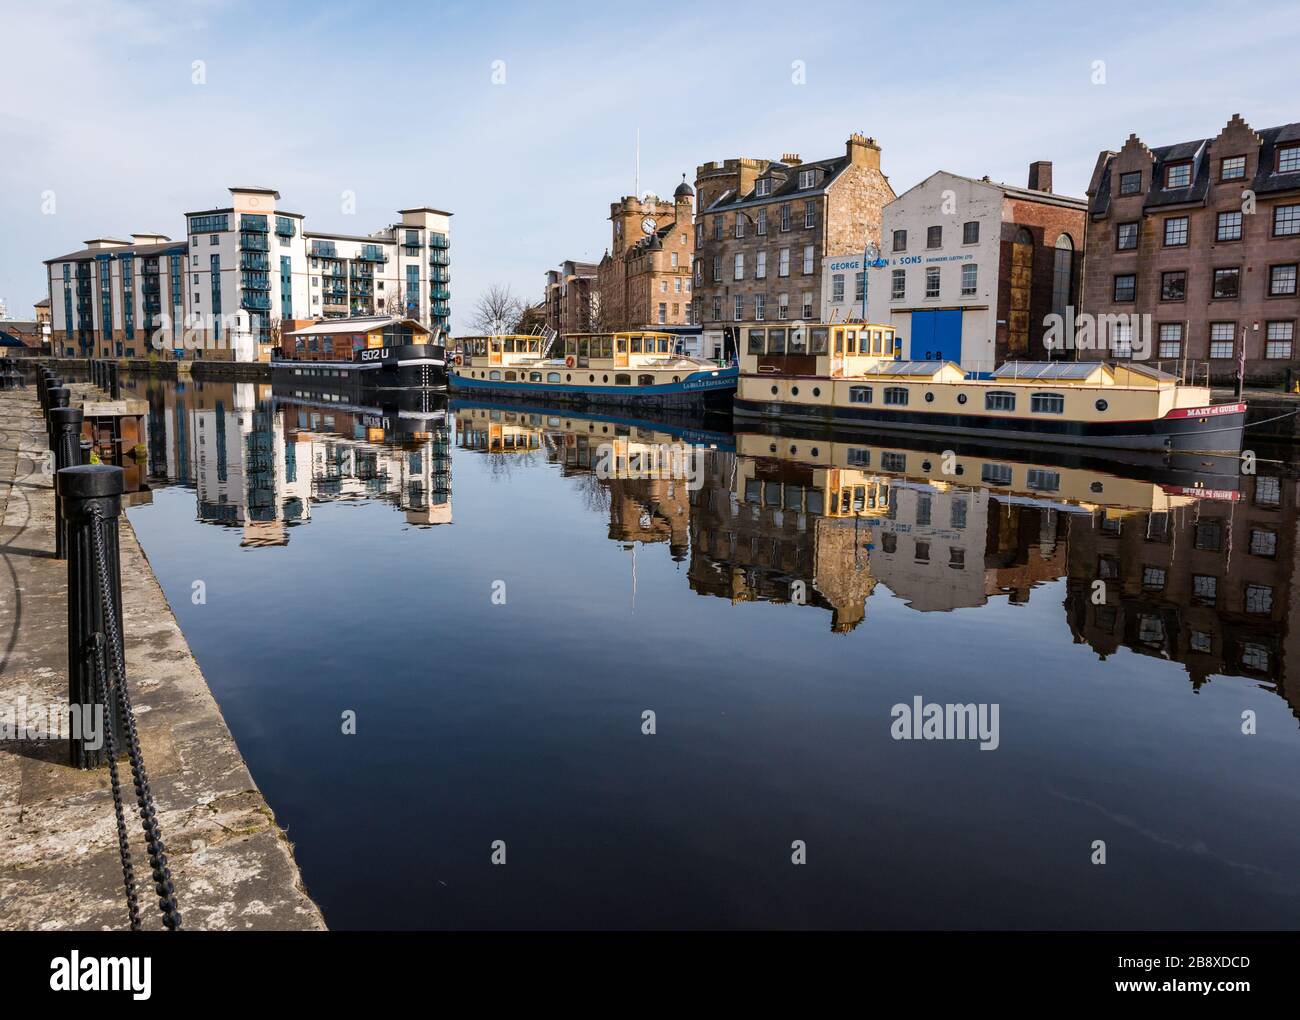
[566,374,572,382]
[589,375,595,382]
[1096,398,1109,412]
[957,393,967,405]
[922,460,932,472]
[603,375,609,383]
[812,387,821,397]
[771,385,779,395]
[790,445,798,455]
[925,392,935,403]
[792,386,800,396]
[769,443,777,453]
[810,447,819,457]
[1090,481,1104,493]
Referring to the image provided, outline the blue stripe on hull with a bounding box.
[449,368,737,408]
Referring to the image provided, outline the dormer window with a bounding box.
[1118,171,1142,195]
[798,169,815,190]
[755,178,772,197]
[1279,144,1300,174]
[1164,161,1192,189]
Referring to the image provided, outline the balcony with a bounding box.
[311,240,338,258]
[240,253,270,271]
[351,263,374,279]
[241,293,272,311]
[430,287,450,300]
[239,233,269,252]
[275,216,296,238]
[429,233,449,249]
[240,214,269,232]
[430,268,450,284]
[429,251,450,267]
[241,273,272,290]
[357,245,387,263]
[432,302,450,317]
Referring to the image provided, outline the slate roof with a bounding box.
[43,239,187,264]
[1090,122,1300,218]
[701,156,848,213]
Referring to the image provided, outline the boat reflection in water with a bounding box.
[128,376,453,542]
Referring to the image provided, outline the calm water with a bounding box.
[115,375,1300,930]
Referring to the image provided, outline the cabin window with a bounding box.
[530,372,542,382]
[630,337,642,354]
[789,328,807,354]
[547,372,561,383]
[985,390,1016,412]
[881,452,906,471]
[883,387,908,406]
[810,327,829,354]
[1031,392,1065,414]
[768,328,787,355]
[748,328,765,354]
[1027,469,1061,493]
[982,464,1013,486]
[658,338,670,353]
[638,374,654,386]
[845,330,857,354]
[489,370,502,381]
[616,338,627,354]
[850,386,873,404]
[504,371,517,381]
[615,373,631,385]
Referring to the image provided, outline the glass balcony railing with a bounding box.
[429,233,449,249]
[241,273,272,290]
[357,246,387,263]
[239,233,269,251]
[240,214,269,232]
[429,251,450,266]
[431,268,450,284]
[432,302,450,316]
[240,253,270,271]
[430,287,450,300]
[311,240,338,258]
[241,293,272,311]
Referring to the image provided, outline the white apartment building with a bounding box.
[46,186,452,363]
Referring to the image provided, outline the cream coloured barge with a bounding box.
[733,322,1246,454]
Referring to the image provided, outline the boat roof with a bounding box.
[867,360,955,377]
[991,361,1103,380]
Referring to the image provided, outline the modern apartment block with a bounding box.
[45,186,451,362]
[1081,115,1300,384]
[693,134,895,360]
[543,260,601,333]
[597,182,695,331]
[864,164,1086,371]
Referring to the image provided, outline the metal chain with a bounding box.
[90,632,142,931]
[88,506,183,931]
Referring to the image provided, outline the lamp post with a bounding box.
[860,240,888,322]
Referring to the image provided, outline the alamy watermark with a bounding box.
[1,697,104,750]
[1043,308,1152,360]
[891,696,1000,750]
[593,442,703,490]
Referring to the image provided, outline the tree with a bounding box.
[470,284,525,336]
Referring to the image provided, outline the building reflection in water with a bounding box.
[134,378,452,544]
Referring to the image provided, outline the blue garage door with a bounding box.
[910,309,961,363]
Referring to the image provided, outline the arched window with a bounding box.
[637,374,655,386]
[1052,234,1074,319]
[985,390,1017,412]
[615,373,631,385]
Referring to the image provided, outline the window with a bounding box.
[547,372,561,383]
[855,272,866,302]
[804,202,815,228]
[1160,271,1186,301]
[713,217,722,241]
[1117,222,1138,250]
[798,169,815,190]
[1209,322,1236,358]
[1269,264,1297,296]
[802,246,814,274]
[1164,161,1192,189]
[1119,171,1143,195]
[755,251,767,279]
[767,328,787,354]
[780,204,791,231]
[1279,144,1300,174]
[802,292,813,318]
[1030,392,1064,414]
[1245,584,1274,615]
[850,385,873,404]
[961,264,977,296]
[883,386,908,406]
[711,296,721,321]
[1164,216,1189,246]
[638,374,654,386]
[1026,469,1060,492]
[985,390,1016,412]
[1250,529,1278,557]
[958,220,978,245]
[1265,321,1294,359]
[755,178,771,197]
[733,296,743,321]
[756,208,767,235]
[777,293,789,319]
[755,294,766,321]
[832,274,845,302]
[982,464,1013,486]
[1256,476,1281,506]
[1191,574,1218,605]
[1158,323,1183,359]
[1275,204,1300,237]
[809,327,829,354]
[1142,566,1167,591]
[1220,155,1246,180]
[1189,630,1212,653]
[734,253,745,280]
[892,229,907,252]
[747,328,765,354]
[778,249,790,277]
[925,267,940,298]
[1194,520,1222,551]
[927,225,942,249]
[1212,267,1240,298]
[712,256,721,282]
[1216,211,1243,241]
[891,269,905,300]
[1113,274,1136,301]
[735,216,745,239]
[658,303,667,325]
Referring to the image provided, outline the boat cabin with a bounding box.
[740,322,899,378]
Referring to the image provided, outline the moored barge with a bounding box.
[271,315,447,389]
[450,331,736,411]
[733,322,1246,454]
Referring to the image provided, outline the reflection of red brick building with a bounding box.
[1064,474,1300,719]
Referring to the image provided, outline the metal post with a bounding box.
[46,387,70,447]
[110,362,120,400]
[43,378,63,416]
[80,438,93,465]
[50,407,85,560]
[57,465,127,769]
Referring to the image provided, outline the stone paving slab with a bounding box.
[0,388,326,930]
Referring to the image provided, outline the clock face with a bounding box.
[641,216,657,235]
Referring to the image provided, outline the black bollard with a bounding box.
[50,407,85,561]
[57,465,128,769]
[46,387,70,447]
[80,438,93,465]
[37,371,52,412]
[109,362,120,400]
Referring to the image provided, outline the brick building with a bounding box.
[543,260,600,333]
[597,183,695,331]
[1081,114,1300,384]
[693,134,895,360]
[865,163,1086,370]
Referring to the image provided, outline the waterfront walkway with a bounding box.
[0,387,325,930]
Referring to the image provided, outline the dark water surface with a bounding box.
[117,376,1300,929]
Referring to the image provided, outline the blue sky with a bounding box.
[1,0,1297,332]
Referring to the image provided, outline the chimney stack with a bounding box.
[1028,161,1053,193]
[846,133,881,171]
